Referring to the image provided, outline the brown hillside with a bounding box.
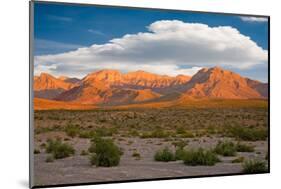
[183,67,263,99]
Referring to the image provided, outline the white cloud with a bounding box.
[87,29,105,36]
[240,16,268,22]
[47,15,73,22]
[34,20,268,78]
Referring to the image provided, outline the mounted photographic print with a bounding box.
[29,1,270,188]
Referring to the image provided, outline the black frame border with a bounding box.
[29,0,270,188]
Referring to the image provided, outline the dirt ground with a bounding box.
[33,135,268,186]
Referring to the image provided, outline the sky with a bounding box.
[33,2,269,82]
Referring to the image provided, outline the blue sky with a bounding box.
[34,2,268,82]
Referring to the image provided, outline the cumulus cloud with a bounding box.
[34,20,268,78]
[240,16,268,22]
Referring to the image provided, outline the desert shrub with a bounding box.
[46,139,75,159]
[180,131,194,138]
[176,127,186,135]
[183,148,220,166]
[34,149,40,154]
[236,143,255,152]
[79,130,96,138]
[175,148,187,160]
[232,156,245,163]
[128,129,139,137]
[214,141,237,156]
[65,124,80,138]
[89,137,121,167]
[80,150,89,156]
[141,129,170,138]
[132,151,141,160]
[154,147,175,162]
[45,155,54,163]
[95,127,117,137]
[242,160,268,173]
[172,140,188,149]
[35,127,59,134]
[228,126,267,141]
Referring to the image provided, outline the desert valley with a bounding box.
[33,67,268,186]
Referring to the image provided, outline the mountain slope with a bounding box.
[34,73,76,99]
[246,78,268,98]
[183,67,263,99]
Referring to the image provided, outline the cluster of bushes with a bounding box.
[64,124,118,138]
[45,139,75,160]
[183,148,220,166]
[227,126,267,141]
[140,129,171,138]
[242,160,268,173]
[89,137,122,167]
[214,141,255,156]
[214,141,237,156]
[154,147,220,166]
[154,147,175,162]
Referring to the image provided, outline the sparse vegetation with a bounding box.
[141,129,171,138]
[34,149,41,154]
[45,155,54,163]
[175,147,187,160]
[236,143,255,152]
[89,137,121,167]
[214,141,237,156]
[232,156,245,163]
[46,139,75,159]
[34,107,268,180]
[154,147,175,162]
[242,160,268,173]
[228,126,267,141]
[172,139,188,149]
[132,151,141,160]
[65,124,80,138]
[183,148,220,166]
[80,150,89,156]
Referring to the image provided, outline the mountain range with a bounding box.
[33,67,268,107]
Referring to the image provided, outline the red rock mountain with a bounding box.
[34,67,268,105]
[82,69,191,89]
[34,73,77,99]
[183,67,264,99]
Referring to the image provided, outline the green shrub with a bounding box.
[214,141,237,156]
[65,124,80,138]
[141,129,170,138]
[80,150,89,156]
[34,149,40,154]
[172,140,188,149]
[46,139,75,159]
[236,143,255,152]
[154,147,175,162]
[128,129,139,137]
[228,126,267,141]
[89,137,121,167]
[95,127,117,137]
[132,151,141,160]
[180,131,194,138]
[176,127,186,135]
[45,155,54,163]
[175,148,187,160]
[183,148,220,166]
[79,130,96,138]
[232,156,245,163]
[242,160,268,173]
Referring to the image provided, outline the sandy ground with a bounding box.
[33,136,268,186]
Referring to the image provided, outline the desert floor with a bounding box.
[33,108,268,186]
